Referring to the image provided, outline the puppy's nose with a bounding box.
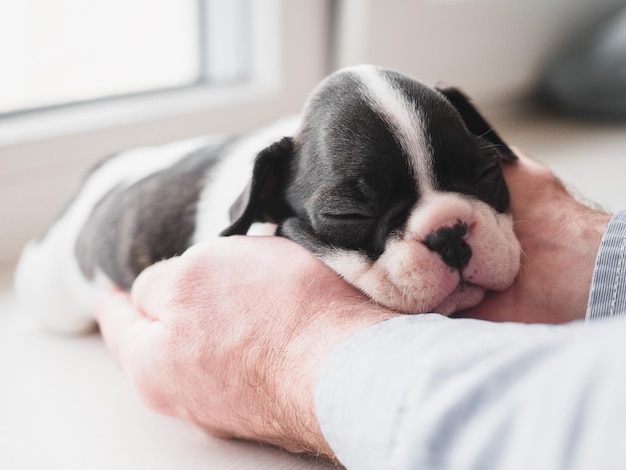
[423,222,472,269]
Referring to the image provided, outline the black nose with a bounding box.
[423,222,472,269]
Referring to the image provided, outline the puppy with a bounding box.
[15,65,521,334]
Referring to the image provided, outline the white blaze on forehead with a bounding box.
[192,117,299,242]
[352,65,434,192]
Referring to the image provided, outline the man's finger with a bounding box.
[95,288,160,373]
[130,257,180,321]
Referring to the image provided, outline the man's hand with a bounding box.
[461,150,611,323]
[96,149,611,461]
[96,236,397,460]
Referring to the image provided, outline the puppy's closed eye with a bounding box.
[473,162,501,183]
[321,210,377,222]
[315,191,380,222]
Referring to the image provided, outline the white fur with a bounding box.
[14,137,214,334]
[352,65,435,192]
[15,120,298,334]
[192,117,299,242]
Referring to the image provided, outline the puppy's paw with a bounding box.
[14,241,97,335]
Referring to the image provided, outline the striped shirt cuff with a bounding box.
[586,211,626,322]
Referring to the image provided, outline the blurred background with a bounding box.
[1,0,626,277]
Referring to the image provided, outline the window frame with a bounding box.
[0,0,332,270]
[0,0,279,147]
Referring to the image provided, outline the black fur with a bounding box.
[436,86,517,162]
[220,137,295,236]
[76,138,238,289]
[225,69,515,262]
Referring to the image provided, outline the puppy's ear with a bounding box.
[437,86,517,162]
[220,137,294,236]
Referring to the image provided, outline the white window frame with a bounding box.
[0,0,280,147]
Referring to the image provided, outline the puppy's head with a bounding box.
[223,65,521,315]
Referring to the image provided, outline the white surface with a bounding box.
[0,290,336,470]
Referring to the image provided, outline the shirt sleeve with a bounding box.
[586,211,626,322]
[315,315,626,470]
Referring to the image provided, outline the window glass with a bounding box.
[0,0,250,115]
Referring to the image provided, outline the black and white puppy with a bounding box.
[15,65,521,334]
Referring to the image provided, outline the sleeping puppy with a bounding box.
[15,65,521,334]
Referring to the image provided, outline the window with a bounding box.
[0,0,250,117]
[0,0,330,269]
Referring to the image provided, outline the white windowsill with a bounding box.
[0,0,282,148]
[0,80,280,148]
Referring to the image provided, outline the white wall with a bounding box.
[334,0,625,106]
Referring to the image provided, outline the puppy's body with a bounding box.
[15,66,521,333]
[15,120,296,333]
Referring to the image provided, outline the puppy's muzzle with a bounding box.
[424,222,472,269]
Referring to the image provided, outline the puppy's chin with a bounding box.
[431,284,487,316]
[366,279,489,316]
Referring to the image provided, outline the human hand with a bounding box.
[460,149,611,323]
[95,148,607,463]
[95,236,397,460]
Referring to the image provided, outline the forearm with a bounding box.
[316,314,626,470]
[254,300,396,459]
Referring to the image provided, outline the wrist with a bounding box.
[525,188,611,322]
[265,299,397,459]
[556,199,610,320]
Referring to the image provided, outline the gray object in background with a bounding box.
[541,7,626,120]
